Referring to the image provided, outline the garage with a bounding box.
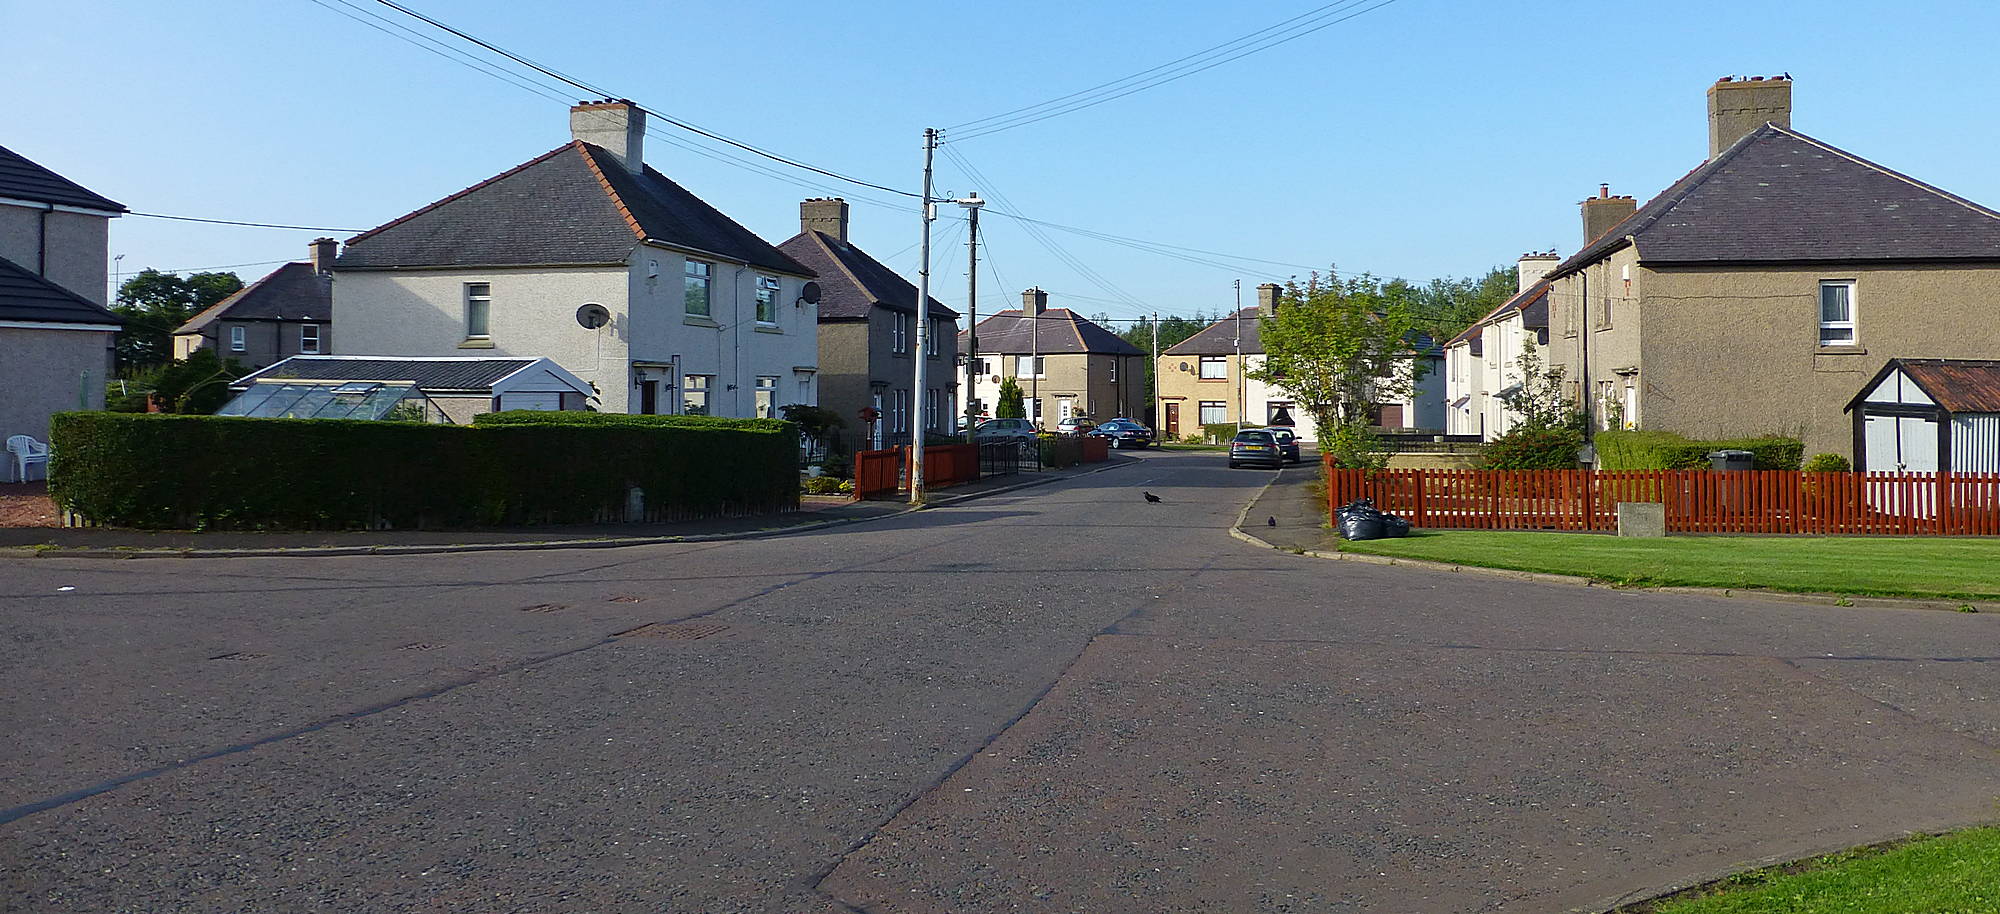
[1846,358,2000,473]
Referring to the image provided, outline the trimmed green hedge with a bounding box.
[1595,430,1805,471]
[49,411,797,530]
[1201,422,1240,443]
[1480,427,1584,469]
[472,410,793,433]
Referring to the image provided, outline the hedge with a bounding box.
[49,411,798,530]
[1480,427,1584,469]
[1595,430,1805,471]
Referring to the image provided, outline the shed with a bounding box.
[1844,359,2000,473]
[230,356,594,424]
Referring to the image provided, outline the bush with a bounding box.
[801,475,846,495]
[1595,430,1804,471]
[1480,427,1584,469]
[1201,423,1239,444]
[1322,422,1387,470]
[50,411,797,530]
[1803,453,1852,473]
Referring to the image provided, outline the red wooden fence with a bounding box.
[1325,461,2000,536]
[853,445,984,498]
[854,448,902,498]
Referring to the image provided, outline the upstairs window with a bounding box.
[1819,280,1856,345]
[685,261,712,317]
[230,326,246,351]
[1016,355,1044,378]
[1108,358,1118,382]
[300,323,320,354]
[464,283,491,338]
[1198,356,1227,379]
[891,312,909,354]
[755,275,780,325]
[928,318,946,358]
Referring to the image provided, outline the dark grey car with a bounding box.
[1228,429,1284,468]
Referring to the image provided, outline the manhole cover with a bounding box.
[398,642,446,652]
[209,651,268,662]
[519,603,567,613]
[607,595,646,604]
[619,622,729,641]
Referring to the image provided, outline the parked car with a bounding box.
[1087,419,1155,449]
[974,417,1039,448]
[1261,426,1301,463]
[1055,416,1097,435]
[1228,429,1284,468]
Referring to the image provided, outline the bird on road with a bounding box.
[1267,516,1277,527]
[1143,492,1162,503]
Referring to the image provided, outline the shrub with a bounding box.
[1802,453,1852,473]
[801,475,846,495]
[1595,430,1804,471]
[1201,423,1239,444]
[1322,421,1387,470]
[51,411,797,530]
[1480,427,1584,469]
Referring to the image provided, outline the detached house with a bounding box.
[776,198,958,450]
[335,100,819,418]
[1546,77,2000,460]
[1444,253,1557,439]
[962,289,1145,428]
[173,238,335,370]
[0,144,123,477]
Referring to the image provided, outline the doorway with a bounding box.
[1164,402,1180,438]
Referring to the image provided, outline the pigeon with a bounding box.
[1143,492,1162,503]
[1267,516,1277,527]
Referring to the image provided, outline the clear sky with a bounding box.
[6,0,1998,324]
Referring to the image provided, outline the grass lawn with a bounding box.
[1335,530,2000,602]
[1625,827,2000,913]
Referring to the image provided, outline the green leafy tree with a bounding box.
[995,376,1026,419]
[1116,312,1214,410]
[113,269,244,373]
[1405,265,1518,346]
[1249,273,1425,433]
[125,348,246,414]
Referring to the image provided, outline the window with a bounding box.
[465,283,491,338]
[230,326,246,352]
[1030,398,1042,422]
[1266,401,1296,424]
[1016,355,1044,378]
[1199,356,1227,379]
[1819,280,1856,345]
[684,261,712,317]
[755,275,780,325]
[683,374,712,415]
[928,318,945,359]
[300,324,320,354]
[1199,400,1227,424]
[891,312,909,354]
[924,388,940,429]
[755,376,778,418]
[1108,358,1118,382]
[891,388,909,432]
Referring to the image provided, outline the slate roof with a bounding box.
[0,145,125,212]
[775,231,956,320]
[338,141,811,276]
[1445,281,1550,347]
[1169,306,1442,358]
[174,262,331,334]
[1550,124,2000,279]
[960,308,1143,356]
[233,356,541,392]
[1847,358,2000,414]
[0,253,121,326]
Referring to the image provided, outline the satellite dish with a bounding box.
[576,303,611,329]
[799,281,822,304]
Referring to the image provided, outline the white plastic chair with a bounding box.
[7,435,51,482]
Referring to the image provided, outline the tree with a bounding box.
[995,377,1026,418]
[1405,265,1517,346]
[1496,339,1581,432]
[120,348,246,414]
[1249,274,1425,433]
[112,269,244,373]
[1114,312,1214,410]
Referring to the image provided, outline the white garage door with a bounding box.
[500,392,562,412]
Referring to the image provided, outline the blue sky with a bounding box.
[6,0,1998,323]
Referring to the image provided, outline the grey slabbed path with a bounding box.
[5,450,2000,913]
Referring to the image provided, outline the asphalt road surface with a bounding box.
[5,450,2000,913]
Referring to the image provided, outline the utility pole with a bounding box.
[1150,310,1159,429]
[1233,279,1244,432]
[1030,289,1039,428]
[961,193,983,444]
[910,127,938,505]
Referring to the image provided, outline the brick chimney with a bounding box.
[1581,184,1637,245]
[1256,283,1282,318]
[1022,287,1047,316]
[1517,251,1559,293]
[800,198,849,241]
[309,237,338,274]
[570,99,646,174]
[1707,75,1792,159]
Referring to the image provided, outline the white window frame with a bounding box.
[1819,280,1857,346]
[464,282,491,339]
[229,326,246,352]
[924,388,940,430]
[755,275,780,325]
[1199,400,1227,425]
[754,375,779,418]
[685,261,712,317]
[891,312,909,354]
[1016,355,1045,378]
[1198,356,1227,380]
[892,388,910,433]
[683,373,713,415]
[300,323,320,354]
[1108,358,1118,382]
[927,318,944,359]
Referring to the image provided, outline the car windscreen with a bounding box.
[1234,432,1275,444]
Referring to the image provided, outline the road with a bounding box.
[5,450,2000,913]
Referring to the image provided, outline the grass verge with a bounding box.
[1334,530,2000,602]
[1616,827,2000,913]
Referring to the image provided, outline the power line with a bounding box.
[942,145,1149,312]
[129,212,363,232]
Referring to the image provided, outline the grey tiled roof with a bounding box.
[0,145,124,212]
[175,262,331,333]
[1846,358,2000,414]
[338,142,810,276]
[1445,282,1550,346]
[0,253,120,326]
[1551,124,2000,278]
[775,231,956,321]
[233,356,540,392]
[960,308,1143,356]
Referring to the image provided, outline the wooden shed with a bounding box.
[1845,359,2000,473]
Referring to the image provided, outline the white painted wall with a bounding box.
[622,245,818,418]
[1444,313,1545,440]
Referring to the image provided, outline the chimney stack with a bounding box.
[1581,184,1637,245]
[1707,75,1792,159]
[1256,283,1282,317]
[1022,287,1048,316]
[570,99,646,174]
[309,237,338,274]
[1516,251,1559,293]
[800,198,850,242]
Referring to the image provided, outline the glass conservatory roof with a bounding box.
[217,380,429,420]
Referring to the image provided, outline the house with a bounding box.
[1156,283,1443,442]
[173,239,336,369]
[1443,253,1557,439]
[1844,359,2000,473]
[333,99,819,419]
[0,144,123,479]
[961,289,1145,429]
[225,355,593,424]
[775,198,959,451]
[1543,77,2000,461]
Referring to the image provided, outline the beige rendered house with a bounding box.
[961,289,1145,428]
[1443,254,1556,440]
[1545,77,2000,461]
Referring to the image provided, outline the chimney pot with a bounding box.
[1706,74,1792,159]
[309,237,337,274]
[1022,287,1047,316]
[800,197,850,242]
[570,99,646,174]
[1581,185,1638,245]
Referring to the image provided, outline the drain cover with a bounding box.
[519,603,567,613]
[619,622,728,641]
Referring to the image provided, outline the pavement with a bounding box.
[6,449,2000,913]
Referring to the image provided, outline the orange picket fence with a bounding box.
[1324,462,2000,536]
[852,445,983,498]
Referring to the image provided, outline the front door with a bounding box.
[1164,402,1180,438]
[639,380,658,415]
